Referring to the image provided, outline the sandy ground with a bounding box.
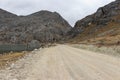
[0,45,120,80]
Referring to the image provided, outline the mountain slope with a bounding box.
[70,0,120,45]
[0,10,71,45]
[0,9,17,18]
[0,9,17,28]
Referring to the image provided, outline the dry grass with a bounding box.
[79,34,120,46]
[0,52,27,69]
[73,44,120,57]
[69,15,120,44]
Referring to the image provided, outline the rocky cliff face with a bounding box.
[70,0,120,44]
[0,9,71,45]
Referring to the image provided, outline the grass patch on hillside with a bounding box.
[73,44,120,57]
[0,52,27,69]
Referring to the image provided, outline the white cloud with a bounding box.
[0,0,115,26]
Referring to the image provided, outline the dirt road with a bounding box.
[0,45,120,80]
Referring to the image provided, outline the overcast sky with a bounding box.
[0,0,115,26]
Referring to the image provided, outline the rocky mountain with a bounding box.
[70,0,120,45]
[0,9,71,46]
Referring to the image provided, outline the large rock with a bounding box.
[28,40,41,50]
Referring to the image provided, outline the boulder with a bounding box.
[28,40,41,50]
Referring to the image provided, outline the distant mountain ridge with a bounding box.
[0,0,120,47]
[0,9,71,46]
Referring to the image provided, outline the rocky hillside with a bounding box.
[0,9,17,29]
[0,9,71,45]
[70,0,120,45]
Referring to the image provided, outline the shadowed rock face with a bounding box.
[0,9,71,45]
[72,0,120,36]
